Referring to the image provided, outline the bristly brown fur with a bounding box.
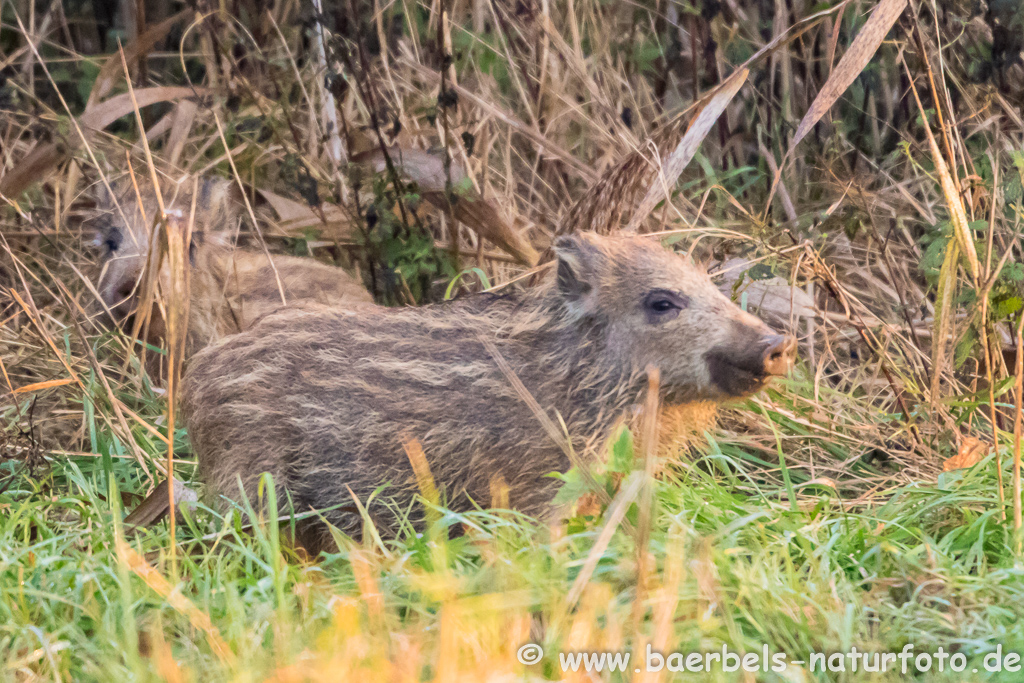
[182,232,788,548]
[655,401,719,461]
[175,243,374,355]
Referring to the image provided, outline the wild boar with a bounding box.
[182,231,796,547]
[91,178,372,355]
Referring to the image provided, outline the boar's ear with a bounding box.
[200,177,244,230]
[552,234,603,312]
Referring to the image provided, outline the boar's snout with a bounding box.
[762,335,797,376]
[705,331,797,397]
[98,266,142,322]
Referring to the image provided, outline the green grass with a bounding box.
[3,372,1024,682]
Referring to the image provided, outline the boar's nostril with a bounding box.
[761,335,797,376]
[115,278,137,305]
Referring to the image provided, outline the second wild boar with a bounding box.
[91,177,372,355]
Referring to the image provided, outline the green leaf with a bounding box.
[995,296,1023,319]
[1000,262,1024,282]
[608,426,635,474]
[550,467,593,506]
[747,263,776,280]
[954,326,978,369]
[919,236,950,285]
[77,61,101,104]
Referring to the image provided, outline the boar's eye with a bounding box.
[103,226,123,253]
[643,289,688,323]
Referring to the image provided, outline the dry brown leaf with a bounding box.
[625,68,748,233]
[255,188,356,239]
[791,0,908,150]
[165,99,198,169]
[353,147,538,265]
[354,146,464,193]
[715,257,817,327]
[82,87,205,138]
[557,0,851,239]
[85,11,189,109]
[942,437,989,472]
[0,87,203,197]
[423,192,539,266]
[122,478,198,528]
[0,144,66,198]
[257,188,327,223]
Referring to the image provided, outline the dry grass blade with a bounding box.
[115,538,235,664]
[5,287,83,392]
[477,333,584,469]
[565,471,645,609]
[11,378,75,394]
[930,239,960,401]
[902,56,980,404]
[790,0,907,150]
[85,11,189,108]
[401,59,597,179]
[477,332,624,526]
[1014,312,1024,552]
[558,0,850,238]
[909,91,980,284]
[624,70,748,233]
[633,367,661,633]
[0,87,203,197]
[354,147,538,265]
[256,189,355,238]
[119,28,184,550]
[403,438,440,509]
[211,109,287,306]
[161,207,192,567]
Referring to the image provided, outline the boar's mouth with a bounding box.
[705,334,795,398]
[705,350,769,397]
[98,278,139,324]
